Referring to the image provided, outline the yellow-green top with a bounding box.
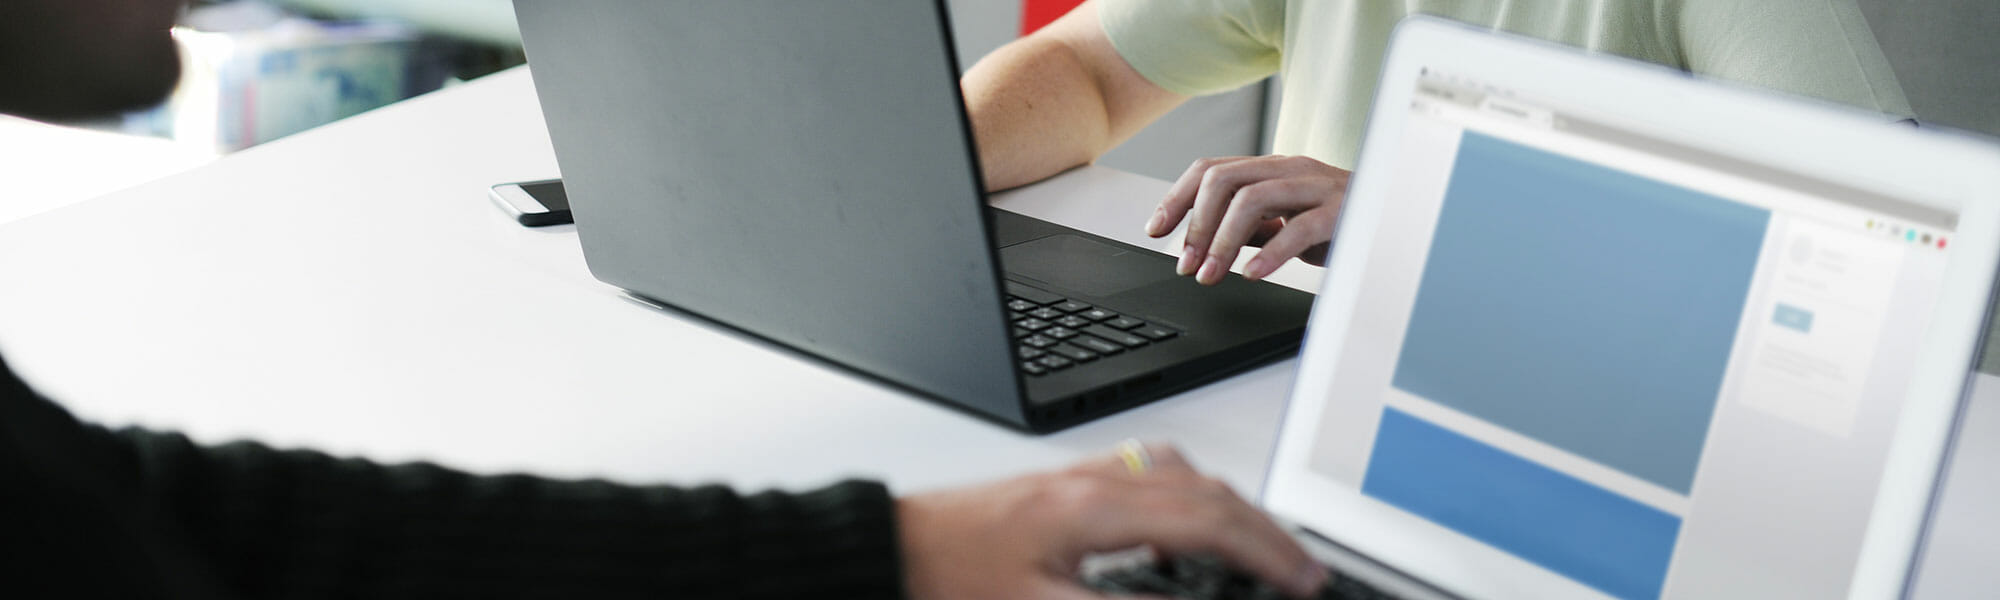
[1100,0,1913,169]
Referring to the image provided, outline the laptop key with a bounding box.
[1074,336,1124,355]
[1043,326,1078,339]
[1021,361,1048,376]
[1105,316,1143,330]
[1017,318,1052,330]
[1048,344,1098,362]
[1022,335,1058,348]
[1006,299,1037,312]
[1082,325,1148,348]
[1036,355,1074,370]
[1132,325,1179,341]
[1013,327,1030,338]
[1055,315,1091,328]
[1079,308,1118,321]
[1017,346,1046,360]
[1053,300,1092,313]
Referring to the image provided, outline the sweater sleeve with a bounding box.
[1097,0,1286,96]
[0,355,905,598]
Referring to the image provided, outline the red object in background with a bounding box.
[1940,238,1948,249]
[1021,0,1086,36]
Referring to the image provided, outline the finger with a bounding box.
[1069,453,1138,478]
[1242,207,1338,280]
[1142,444,1195,473]
[1160,157,1257,277]
[1068,443,1197,479]
[1179,160,1260,275]
[1090,483,1324,598]
[1152,156,1255,239]
[1198,179,1326,285]
[1180,157,1315,280]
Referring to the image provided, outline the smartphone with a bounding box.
[488,178,573,226]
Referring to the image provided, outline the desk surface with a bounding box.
[0,68,1991,597]
[0,67,1319,499]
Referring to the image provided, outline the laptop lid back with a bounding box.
[1266,17,2000,599]
[514,0,1024,418]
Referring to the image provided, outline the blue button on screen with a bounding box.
[1772,303,1814,333]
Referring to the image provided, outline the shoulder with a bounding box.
[1671,0,1911,115]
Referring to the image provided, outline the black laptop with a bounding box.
[512,0,1313,431]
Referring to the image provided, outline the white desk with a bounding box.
[0,67,1316,499]
[0,68,1992,596]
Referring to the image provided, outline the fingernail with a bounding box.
[1243,256,1268,280]
[1145,210,1165,236]
[1197,257,1222,284]
[1176,246,1200,276]
[1293,564,1329,596]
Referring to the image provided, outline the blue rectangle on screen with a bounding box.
[1393,131,1769,494]
[1364,407,1682,600]
[1772,303,1814,332]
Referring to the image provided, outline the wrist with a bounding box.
[895,494,943,600]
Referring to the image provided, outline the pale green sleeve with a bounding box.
[1674,0,1912,118]
[1096,0,1287,96]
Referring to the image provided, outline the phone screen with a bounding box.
[520,180,570,212]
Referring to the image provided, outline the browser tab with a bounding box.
[1477,96,1553,128]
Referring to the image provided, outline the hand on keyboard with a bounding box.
[895,444,1326,600]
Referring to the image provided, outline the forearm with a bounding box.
[962,3,1183,192]
[124,428,905,597]
[964,36,1117,191]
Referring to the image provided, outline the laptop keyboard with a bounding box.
[1006,282,1180,377]
[1085,554,1394,600]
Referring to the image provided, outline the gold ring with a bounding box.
[1116,439,1153,475]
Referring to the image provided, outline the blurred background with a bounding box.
[3,0,1995,227]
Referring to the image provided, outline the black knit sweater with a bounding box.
[0,353,906,598]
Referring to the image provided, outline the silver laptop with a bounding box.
[1256,17,2000,600]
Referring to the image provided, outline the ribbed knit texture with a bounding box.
[0,352,905,598]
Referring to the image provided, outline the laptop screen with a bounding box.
[1283,67,1960,599]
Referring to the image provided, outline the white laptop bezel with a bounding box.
[1264,16,2000,600]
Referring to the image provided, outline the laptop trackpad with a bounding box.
[1000,234,1175,298]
